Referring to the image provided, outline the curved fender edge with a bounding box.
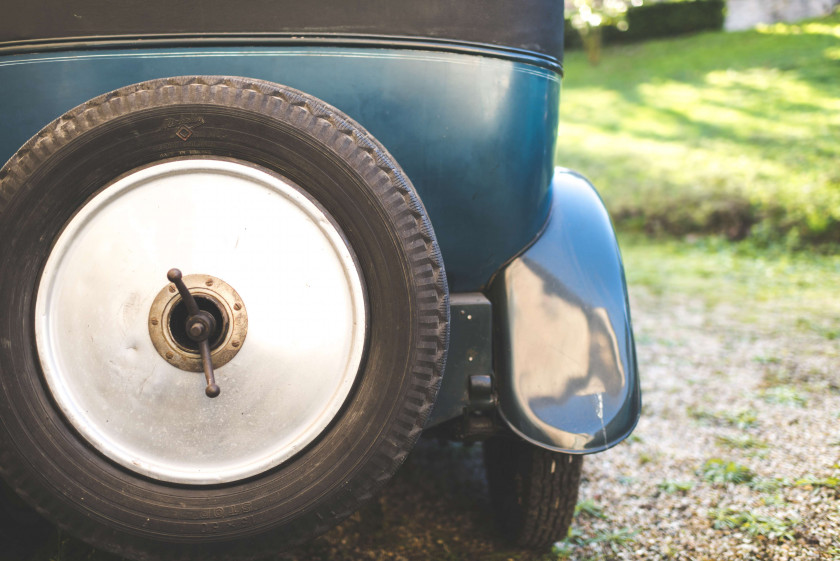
[488,168,641,453]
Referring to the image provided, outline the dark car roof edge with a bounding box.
[0,0,565,63]
[0,34,563,74]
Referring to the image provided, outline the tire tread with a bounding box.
[484,437,583,549]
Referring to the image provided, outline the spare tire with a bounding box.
[0,76,448,560]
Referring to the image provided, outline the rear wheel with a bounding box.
[0,76,448,560]
[483,436,583,548]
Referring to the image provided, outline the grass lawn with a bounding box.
[557,11,840,246]
[619,233,840,332]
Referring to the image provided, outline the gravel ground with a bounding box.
[274,274,840,560]
[564,286,840,560]
[3,265,839,561]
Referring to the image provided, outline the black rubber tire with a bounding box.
[0,478,54,559]
[0,76,448,561]
[483,436,583,549]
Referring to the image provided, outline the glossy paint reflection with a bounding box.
[491,169,640,453]
[0,47,560,291]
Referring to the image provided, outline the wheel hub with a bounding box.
[148,272,247,373]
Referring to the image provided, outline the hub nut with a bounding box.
[148,274,247,372]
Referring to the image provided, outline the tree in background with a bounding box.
[566,0,641,64]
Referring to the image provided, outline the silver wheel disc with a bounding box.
[35,158,367,484]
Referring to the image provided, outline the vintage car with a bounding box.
[0,1,640,558]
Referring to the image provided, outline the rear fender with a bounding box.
[488,168,641,453]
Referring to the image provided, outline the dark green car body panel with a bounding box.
[0,6,639,452]
[0,46,559,292]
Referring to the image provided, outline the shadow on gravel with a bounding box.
[0,438,554,561]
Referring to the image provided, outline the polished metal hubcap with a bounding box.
[35,158,367,484]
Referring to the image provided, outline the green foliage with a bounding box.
[657,479,695,493]
[592,528,638,551]
[552,529,581,559]
[760,494,788,507]
[749,477,790,493]
[701,459,755,484]
[638,451,654,465]
[567,0,634,30]
[715,434,769,450]
[686,407,716,423]
[554,527,639,557]
[574,498,609,519]
[620,236,840,325]
[761,386,807,407]
[708,508,798,541]
[794,475,840,490]
[753,355,782,365]
[622,0,724,40]
[722,410,751,426]
[559,12,840,246]
[688,407,759,429]
[566,0,638,64]
[565,0,725,49]
[795,317,840,340]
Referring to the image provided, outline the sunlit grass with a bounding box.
[558,11,840,245]
[620,234,840,321]
[756,20,840,38]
